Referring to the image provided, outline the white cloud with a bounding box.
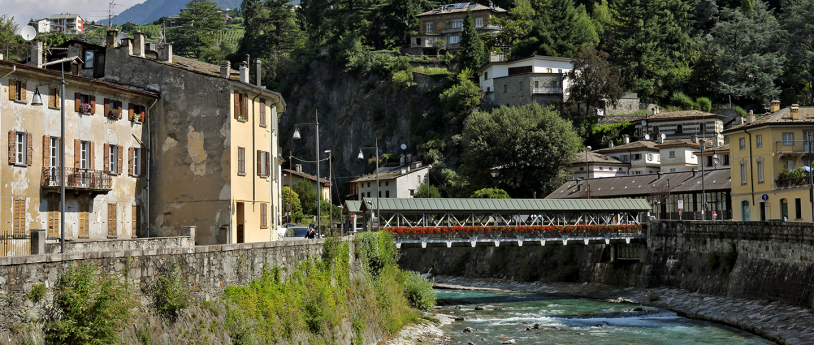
[1,0,144,29]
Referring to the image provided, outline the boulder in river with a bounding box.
[502,340,516,344]
[463,327,479,333]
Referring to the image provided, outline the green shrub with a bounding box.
[707,251,721,270]
[733,105,748,117]
[470,188,511,199]
[696,97,712,112]
[155,264,192,316]
[45,262,138,344]
[25,283,46,303]
[721,241,738,274]
[402,271,436,312]
[391,70,413,90]
[671,92,697,110]
[648,291,660,301]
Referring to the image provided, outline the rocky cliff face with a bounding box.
[277,58,448,200]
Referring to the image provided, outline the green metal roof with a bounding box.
[359,198,651,214]
[344,200,362,214]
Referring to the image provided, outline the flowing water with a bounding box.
[435,290,775,345]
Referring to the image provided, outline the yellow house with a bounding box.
[724,103,814,222]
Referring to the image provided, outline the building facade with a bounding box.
[409,2,507,55]
[349,162,430,200]
[48,14,84,35]
[569,151,629,180]
[593,136,660,175]
[725,104,814,222]
[282,165,330,201]
[635,110,725,143]
[1,59,157,256]
[477,55,572,108]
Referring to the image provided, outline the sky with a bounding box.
[0,0,143,28]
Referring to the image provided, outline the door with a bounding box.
[741,201,750,221]
[236,202,245,243]
[760,202,766,221]
[781,199,789,221]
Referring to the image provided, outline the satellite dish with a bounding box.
[400,144,407,150]
[660,133,666,139]
[20,26,37,41]
[117,32,129,45]
[645,134,651,140]
[641,120,647,126]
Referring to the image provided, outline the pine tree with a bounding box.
[168,0,225,59]
[458,10,485,71]
[512,0,598,58]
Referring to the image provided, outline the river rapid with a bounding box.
[435,289,776,345]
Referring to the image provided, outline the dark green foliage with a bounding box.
[781,0,814,105]
[470,188,511,199]
[282,186,304,222]
[460,103,582,198]
[439,70,481,125]
[511,0,598,58]
[168,0,226,59]
[671,91,698,110]
[458,10,485,71]
[154,263,192,316]
[402,271,436,311]
[25,283,46,303]
[293,179,319,215]
[697,97,713,112]
[237,0,301,60]
[414,183,442,198]
[733,105,748,117]
[567,45,623,116]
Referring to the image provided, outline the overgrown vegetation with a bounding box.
[25,283,46,303]
[154,263,193,317]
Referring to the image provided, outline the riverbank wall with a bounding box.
[399,220,814,308]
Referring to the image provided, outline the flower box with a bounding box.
[384,224,643,236]
[107,109,122,120]
[79,103,92,114]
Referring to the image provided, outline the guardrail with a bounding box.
[41,167,112,191]
[533,87,563,94]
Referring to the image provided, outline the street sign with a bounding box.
[762,194,769,201]
[678,200,684,210]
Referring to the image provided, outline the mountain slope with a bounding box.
[110,0,242,25]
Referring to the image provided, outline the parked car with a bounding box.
[280,226,309,241]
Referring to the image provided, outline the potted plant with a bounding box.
[237,113,244,121]
[132,112,143,123]
[108,108,121,119]
[79,103,92,113]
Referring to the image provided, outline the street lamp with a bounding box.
[325,149,333,235]
[585,146,592,199]
[293,109,322,237]
[699,139,707,220]
[358,139,380,231]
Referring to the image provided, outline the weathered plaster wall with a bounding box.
[400,220,814,308]
[102,47,233,244]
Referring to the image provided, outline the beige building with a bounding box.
[0,59,157,256]
[594,136,661,175]
[569,151,629,180]
[282,165,331,201]
[409,2,507,55]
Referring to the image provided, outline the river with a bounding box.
[435,289,776,345]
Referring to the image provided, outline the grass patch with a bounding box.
[412,66,454,76]
[25,283,46,303]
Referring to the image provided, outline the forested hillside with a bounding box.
[110,0,242,25]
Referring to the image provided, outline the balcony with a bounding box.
[533,87,563,94]
[775,140,814,153]
[41,167,112,192]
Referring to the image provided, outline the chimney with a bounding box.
[771,100,780,112]
[691,134,698,144]
[239,61,249,83]
[255,59,262,87]
[791,104,800,120]
[0,52,4,60]
[157,44,172,63]
[692,169,697,177]
[106,29,119,49]
[133,30,145,57]
[28,39,43,68]
[623,134,630,144]
[295,164,302,173]
[748,110,755,123]
[220,60,231,78]
[400,154,405,165]
[609,141,614,148]
[657,134,664,144]
[121,37,133,55]
[407,153,412,163]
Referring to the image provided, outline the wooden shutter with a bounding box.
[19,82,26,102]
[128,147,134,175]
[257,150,262,176]
[128,103,134,121]
[13,199,23,236]
[259,99,266,126]
[8,130,15,164]
[117,101,123,119]
[26,133,32,166]
[90,95,96,113]
[74,139,80,168]
[117,145,123,175]
[141,149,148,176]
[108,203,116,236]
[104,98,110,116]
[234,91,240,119]
[89,141,95,170]
[48,88,56,107]
[43,135,50,167]
[265,152,270,179]
[103,143,109,173]
[74,93,81,112]
[242,94,249,121]
[9,80,16,100]
[132,205,139,237]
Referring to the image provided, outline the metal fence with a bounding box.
[0,229,29,257]
[41,167,112,191]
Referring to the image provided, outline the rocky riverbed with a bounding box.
[431,275,814,345]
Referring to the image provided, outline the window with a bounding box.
[449,35,460,44]
[108,144,118,174]
[579,167,584,171]
[426,23,432,32]
[75,93,94,113]
[259,99,267,127]
[652,126,659,135]
[83,50,94,69]
[707,155,714,167]
[742,200,750,221]
[503,84,507,93]
[675,124,683,133]
[699,123,706,134]
[475,18,483,27]
[238,147,246,175]
[132,205,140,237]
[669,168,676,172]
[781,199,789,221]
[784,159,796,170]
[410,189,415,196]
[8,79,25,102]
[257,150,270,177]
[546,68,552,73]
[80,141,90,169]
[739,138,746,150]
[13,198,25,236]
[669,151,676,158]
[484,72,488,80]
[634,171,642,175]
[724,154,730,166]
[796,198,802,219]
[783,132,794,146]
[49,137,60,169]
[48,87,59,108]
[12,131,30,166]
[534,80,539,88]
[367,182,370,188]
[367,192,371,197]
[108,203,117,237]
[415,37,421,45]
[633,153,642,160]
[740,162,747,185]
[756,135,763,148]
[622,155,628,162]
[508,66,532,75]
[48,201,59,237]
[379,191,381,197]
[385,181,389,186]
[131,147,141,176]
[234,91,248,121]
[129,104,145,122]
[260,203,268,228]
[79,202,89,237]
[757,160,764,183]
[452,20,463,29]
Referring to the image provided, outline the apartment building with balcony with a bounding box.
[408,2,507,55]
[724,102,814,222]
[593,135,661,175]
[477,55,572,108]
[0,58,157,256]
[48,14,84,35]
[635,110,725,144]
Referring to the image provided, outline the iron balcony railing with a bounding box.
[775,173,812,189]
[532,87,563,94]
[775,140,814,153]
[41,167,112,191]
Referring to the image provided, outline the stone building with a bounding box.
[282,165,331,201]
[0,57,158,256]
[477,55,572,108]
[348,161,431,200]
[408,2,508,55]
[635,110,725,144]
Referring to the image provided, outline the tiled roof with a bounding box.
[0,60,158,98]
[417,2,507,16]
[644,110,724,121]
[594,140,659,153]
[656,139,700,147]
[571,151,625,165]
[545,169,731,199]
[283,169,330,184]
[725,107,814,132]
[352,165,430,183]
[361,197,651,213]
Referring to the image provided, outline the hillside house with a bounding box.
[48,14,84,35]
[477,55,572,108]
[408,2,508,55]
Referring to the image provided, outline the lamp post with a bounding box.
[358,139,379,231]
[325,149,332,235]
[293,110,321,237]
[585,146,592,199]
[700,139,707,220]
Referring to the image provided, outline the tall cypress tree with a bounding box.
[458,10,485,71]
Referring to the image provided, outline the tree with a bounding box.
[293,179,319,215]
[567,45,623,116]
[458,10,485,71]
[0,15,21,43]
[237,0,302,61]
[711,0,786,103]
[511,0,598,58]
[414,183,441,198]
[781,0,814,105]
[168,0,225,59]
[460,103,582,198]
[282,186,304,222]
[439,69,482,125]
[470,188,511,199]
